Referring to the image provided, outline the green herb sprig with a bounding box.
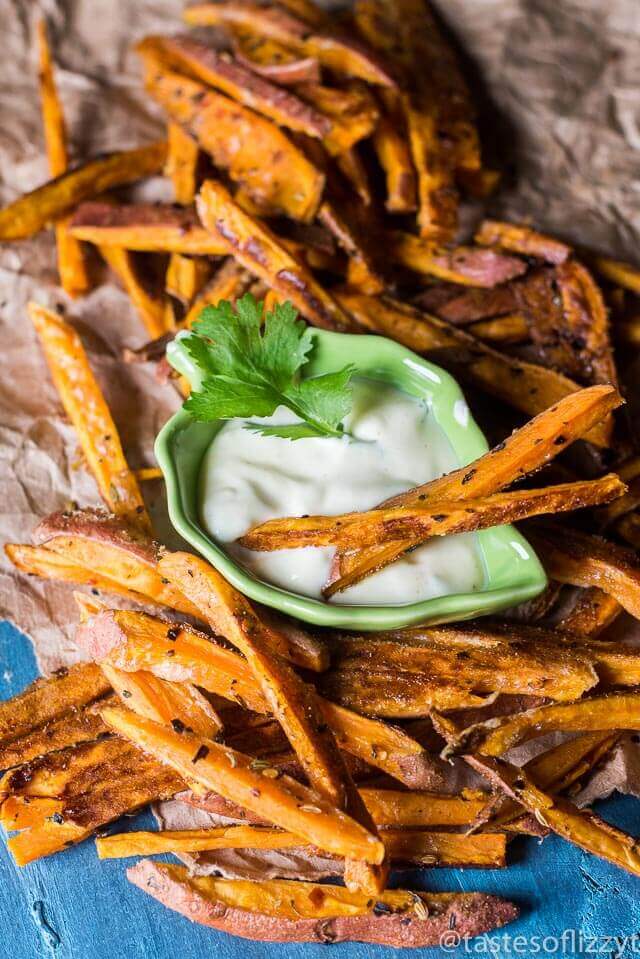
[182,295,355,440]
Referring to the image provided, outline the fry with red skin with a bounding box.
[474,220,571,265]
[70,203,227,254]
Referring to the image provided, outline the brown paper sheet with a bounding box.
[1,1,640,829]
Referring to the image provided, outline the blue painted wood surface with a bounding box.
[1,619,639,958]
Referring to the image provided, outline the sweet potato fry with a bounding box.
[231,31,321,85]
[184,3,397,88]
[558,587,622,636]
[296,81,379,155]
[468,755,640,877]
[101,664,222,739]
[130,862,518,945]
[158,552,350,806]
[70,202,226,254]
[324,383,621,595]
[99,245,170,339]
[451,693,640,757]
[196,180,355,332]
[392,235,527,287]
[138,36,331,141]
[0,141,167,240]
[554,260,617,386]
[354,0,478,238]
[101,705,384,864]
[240,475,625,552]
[165,253,213,309]
[32,509,200,618]
[526,524,640,621]
[99,825,505,868]
[0,737,182,865]
[157,550,387,892]
[371,92,417,213]
[75,607,442,788]
[29,305,151,531]
[141,59,324,222]
[468,314,529,345]
[5,542,154,604]
[0,662,109,770]
[360,789,487,828]
[414,281,521,325]
[474,220,571,265]
[37,19,90,297]
[324,629,598,709]
[591,255,640,294]
[97,825,301,858]
[166,121,200,204]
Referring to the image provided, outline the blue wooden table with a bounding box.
[1,619,638,958]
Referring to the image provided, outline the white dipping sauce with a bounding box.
[199,378,484,605]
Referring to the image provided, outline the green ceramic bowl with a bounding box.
[155,328,546,630]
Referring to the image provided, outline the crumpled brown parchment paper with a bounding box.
[1,0,640,864]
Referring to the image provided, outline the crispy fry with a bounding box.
[0,663,109,769]
[32,509,200,617]
[324,384,621,595]
[37,19,90,297]
[355,0,478,238]
[336,293,616,441]
[166,121,200,204]
[101,705,385,865]
[158,552,350,806]
[100,245,169,339]
[474,220,571,265]
[165,253,213,309]
[158,554,329,673]
[129,861,518,945]
[75,607,442,787]
[5,542,155,604]
[138,36,331,140]
[392,234,527,287]
[297,81,379,155]
[157,551,387,892]
[558,587,622,636]
[591,255,640,294]
[29,305,151,531]
[0,737,182,865]
[554,260,617,386]
[231,31,321,85]
[196,180,355,332]
[372,92,417,213]
[70,202,226,254]
[101,664,222,739]
[98,824,505,868]
[527,524,640,621]
[184,3,397,87]
[0,142,167,240]
[452,693,640,757]
[415,281,521,324]
[468,314,529,345]
[468,755,640,877]
[141,59,324,222]
[97,825,301,858]
[360,789,486,828]
[240,475,625,551]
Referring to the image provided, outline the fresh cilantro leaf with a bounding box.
[244,422,328,440]
[181,295,354,440]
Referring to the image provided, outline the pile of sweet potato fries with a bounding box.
[3,0,640,947]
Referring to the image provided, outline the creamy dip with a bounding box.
[199,378,485,606]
